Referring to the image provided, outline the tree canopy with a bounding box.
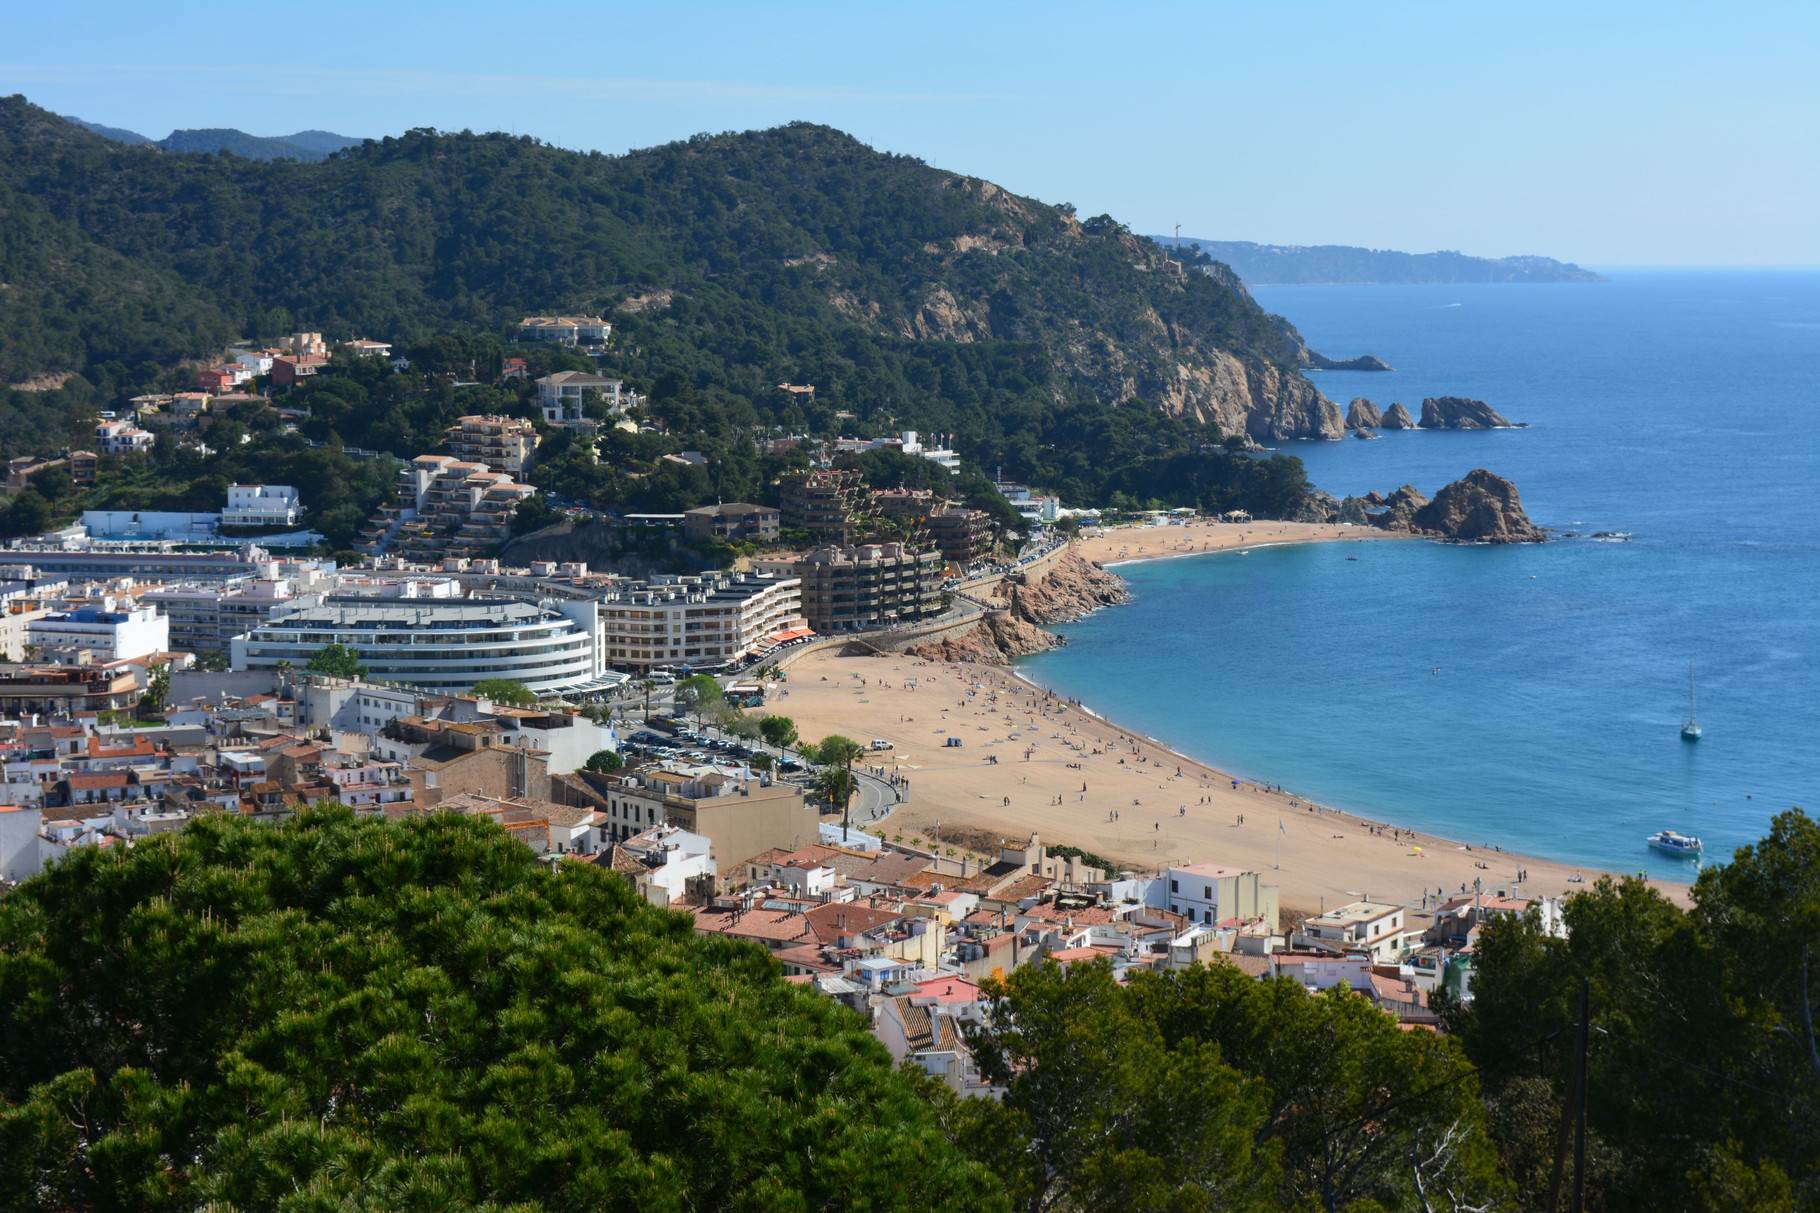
[304,642,366,680]
[0,806,1004,1212]
[471,678,535,706]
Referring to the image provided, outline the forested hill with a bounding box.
[0,94,1340,444]
[1166,238,1605,285]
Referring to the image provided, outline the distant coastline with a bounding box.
[1157,237,1605,285]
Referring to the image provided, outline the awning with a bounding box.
[764,627,815,643]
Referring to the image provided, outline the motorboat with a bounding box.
[1646,830,1703,858]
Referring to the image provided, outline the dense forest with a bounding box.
[2,807,1812,1211]
[0,92,1324,538]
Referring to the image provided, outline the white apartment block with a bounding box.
[596,574,804,671]
[28,603,170,665]
[222,485,301,527]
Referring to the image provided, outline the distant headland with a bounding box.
[1156,238,1606,285]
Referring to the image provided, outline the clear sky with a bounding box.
[4,0,1816,265]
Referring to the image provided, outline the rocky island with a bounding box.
[1418,396,1518,429]
[1304,470,1545,543]
[1380,401,1417,429]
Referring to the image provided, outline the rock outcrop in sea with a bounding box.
[1304,351,1395,372]
[1379,402,1416,429]
[1419,396,1515,429]
[1370,485,1432,531]
[1409,469,1546,543]
[1345,398,1384,430]
[905,613,1060,663]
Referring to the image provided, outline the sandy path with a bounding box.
[770,650,1690,915]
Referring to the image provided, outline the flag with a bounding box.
[1279,819,1285,833]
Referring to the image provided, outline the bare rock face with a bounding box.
[1410,469,1546,543]
[1370,485,1431,532]
[905,613,1060,663]
[1000,552,1131,624]
[1346,398,1384,430]
[1380,402,1416,429]
[1419,396,1514,429]
[1291,491,1343,523]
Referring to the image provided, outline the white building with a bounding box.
[596,573,805,671]
[613,825,714,906]
[1303,900,1415,963]
[232,598,595,694]
[0,804,46,883]
[518,316,612,346]
[1159,863,1280,932]
[535,371,625,426]
[93,420,155,456]
[234,350,277,375]
[222,485,301,528]
[28,603,170,665]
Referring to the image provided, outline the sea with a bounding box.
[1019,269,1819,879]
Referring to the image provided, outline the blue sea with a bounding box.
[1020,270,1819,878]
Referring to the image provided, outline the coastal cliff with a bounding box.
[908,551,1131,663]
[1419,396,1516,429]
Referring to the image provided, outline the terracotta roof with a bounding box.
[802,902,907,945]
[691,906,816,946]
[64,772,130,789]
[850,852,935,887]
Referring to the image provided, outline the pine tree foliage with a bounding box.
[0,807,1005,1212]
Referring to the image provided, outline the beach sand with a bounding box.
[769,525,1690,914]
[1066,518,1394,567]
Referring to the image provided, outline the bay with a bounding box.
[1020,270,1820,878]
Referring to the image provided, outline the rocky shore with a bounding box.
[907,552,1131,664]
[1298,470,1545,543]
[1418,396,1518,429]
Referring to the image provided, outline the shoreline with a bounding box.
[765,523,1691,912]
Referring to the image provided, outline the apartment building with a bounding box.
[778,469,866,539]
[28,603,170,665]
[1303,900,1414,963]
[221,485,301,528]
[682,503,781,544]
[765,543,942,633]
[596,766,816,864]
[361,455,537,562]
[232,598,595,694]
[443,415,539,476]
[925,506,996,566]
[596,573,805,671]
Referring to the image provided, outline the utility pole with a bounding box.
[1546,976,1592,1212]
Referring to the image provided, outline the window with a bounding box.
[1204,885,1212,899]
[1170,879,1178,892]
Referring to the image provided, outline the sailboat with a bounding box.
[1680,664,1702,741]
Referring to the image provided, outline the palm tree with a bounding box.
[814,734,865,841]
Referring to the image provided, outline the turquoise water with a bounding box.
[1021,270,1819,877]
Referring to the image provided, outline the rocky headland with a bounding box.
[1303,471,1545,543]
[1418,396,1517,429]
[906,551,1131,663]
[1304,351,1395,372]
[1380,401,1417,429]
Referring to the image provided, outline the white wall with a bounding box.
[0,805,46,883]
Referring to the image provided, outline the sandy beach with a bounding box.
[1066,518,1394,567]
[772,524,1690,915]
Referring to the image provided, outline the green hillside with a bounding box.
[0,93,1338,528]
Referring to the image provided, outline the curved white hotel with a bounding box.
[231,598,593,693]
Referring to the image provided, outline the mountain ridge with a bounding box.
[2,95,1340,449]
[62,114,363,161]
[1156,237,1605,285]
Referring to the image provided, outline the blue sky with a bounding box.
[4,0,1815,264]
